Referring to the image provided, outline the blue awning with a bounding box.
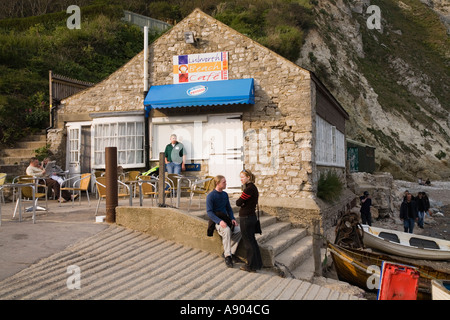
[144,78,254,115]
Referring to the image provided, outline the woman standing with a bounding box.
[236,169,263,272]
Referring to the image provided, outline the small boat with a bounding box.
[362,225,450,260]
[328,243,450,299]
[431,279,450,300]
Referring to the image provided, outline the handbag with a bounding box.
[255,204,262,235]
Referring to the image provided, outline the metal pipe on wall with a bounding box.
[144,26,150,170]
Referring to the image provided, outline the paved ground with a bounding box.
[0,195,363,300]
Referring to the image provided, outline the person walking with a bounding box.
[400,193,418,233]
[416,192,427,229]
[236,169,262,272]
[164,134,186,174]
[359,191,372,226]
[206,175,241,268]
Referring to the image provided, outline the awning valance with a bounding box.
[144,78,254,115]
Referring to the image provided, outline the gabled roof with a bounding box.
[60,8,347,121]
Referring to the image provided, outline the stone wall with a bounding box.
[46,128,66,167]
[347,171,395,217]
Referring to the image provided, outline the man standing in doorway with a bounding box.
[164,134,186,174]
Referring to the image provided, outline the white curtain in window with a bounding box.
[93,119,144,168]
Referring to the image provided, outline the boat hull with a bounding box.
[431,280,450,300]
[328,243,450,300]
[362,225,450,260]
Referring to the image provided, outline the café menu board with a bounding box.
[173,52,228,84]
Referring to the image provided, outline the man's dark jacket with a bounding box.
[207,211,233,237]
[400,200,419,220]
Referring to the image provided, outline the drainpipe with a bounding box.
[46,70,56,132]
[143,26,150,170]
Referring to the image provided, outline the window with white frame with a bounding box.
[68,127,80,164]
[315,115,345,167]
[93,117,144,168]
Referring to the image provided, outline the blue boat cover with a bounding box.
[144,78,254,115]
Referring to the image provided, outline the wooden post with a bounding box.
[105,147,118,223]
[313,219,323,277]
[158,152,165,206]
[49,70,53,127]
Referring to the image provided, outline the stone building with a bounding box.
[49,9,350,230]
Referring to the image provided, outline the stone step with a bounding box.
[15,140,47,150]
[263,227,308,257]
[292,248,327,282]
[259,214,277,228]
[0,157,30,166]
[255,221,292,244]
[25,133,47,142]
[2,148,37,158]
[274,235,313,273]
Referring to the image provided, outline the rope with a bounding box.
[274,260,296,279]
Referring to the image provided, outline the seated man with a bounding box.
[26,157,73,202]
[206,175,241,268]
[42,157,65,185]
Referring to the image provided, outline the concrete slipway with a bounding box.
[0,196,364,300]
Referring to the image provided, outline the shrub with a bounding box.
[435,150,446,160]
[317,170,343,203]
[35,144,52,161]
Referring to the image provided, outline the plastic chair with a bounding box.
[188,176,215,211]
[60,173,92,206]
[95,177,131,216]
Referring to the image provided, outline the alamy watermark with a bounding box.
[66,5,81,29]
[172,124,280,175]
[366,5,381,30]
[66,265,81,290]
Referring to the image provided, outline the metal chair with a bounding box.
[60,173,92,206]
[138,175,157,206]
[94,177,131,216]
[188,176,215,212]
[124,170,141,197]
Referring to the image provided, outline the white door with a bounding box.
[66,122,92,178]
[66,125,81,177]
[207,115,243,191]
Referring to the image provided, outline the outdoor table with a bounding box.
[175,175,198,208]
[0,183,36,226]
